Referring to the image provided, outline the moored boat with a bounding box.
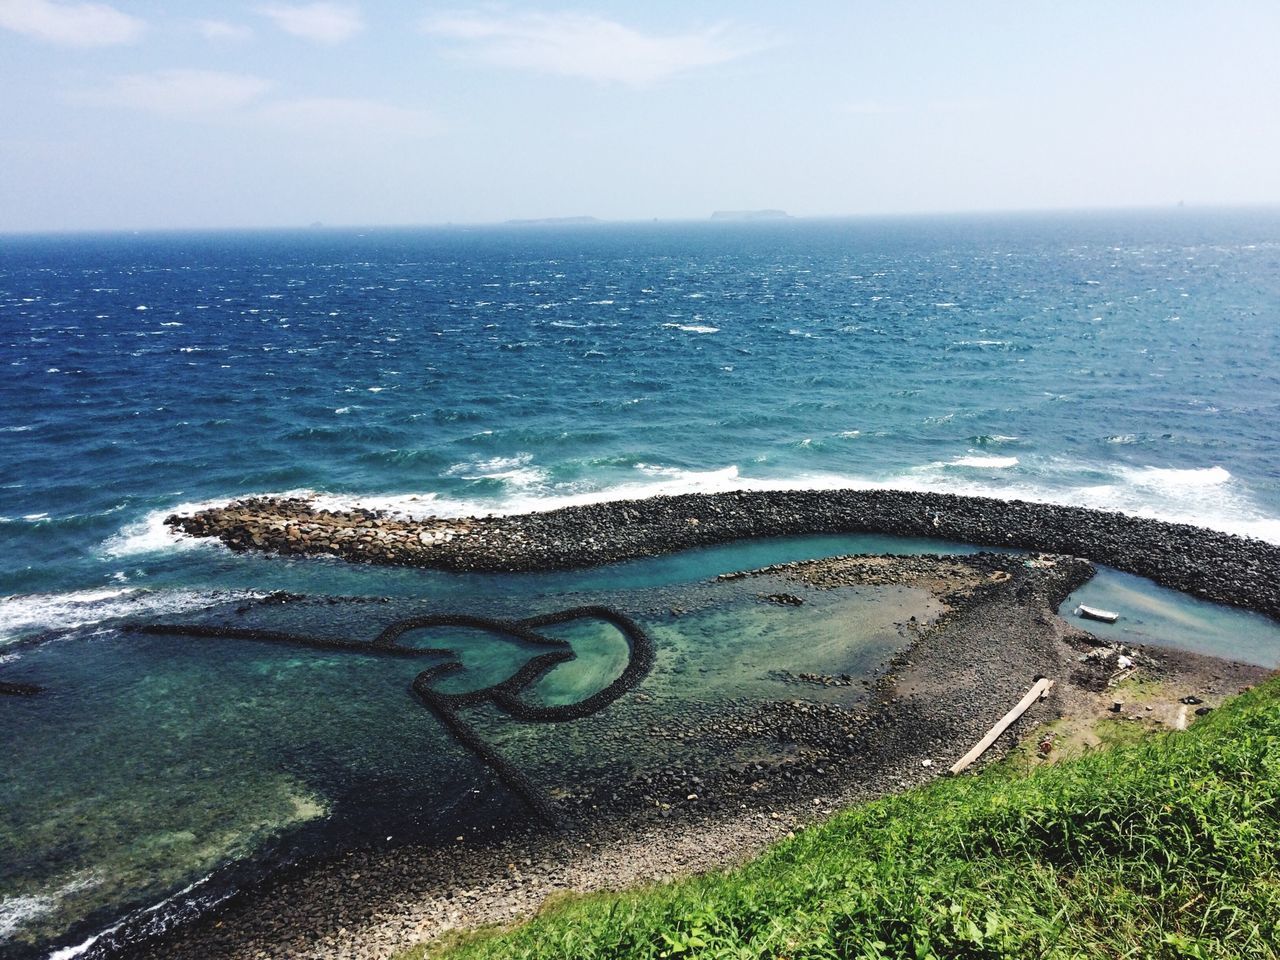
[1075,603,1120,624]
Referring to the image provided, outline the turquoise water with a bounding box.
[3,210,1280,607]
[3,533,1278,955]
[1,535,939,955]
[4,211,1280,955]
[1063,567,1280,667]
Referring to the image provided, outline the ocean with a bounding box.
[2,208,1280,955]
[4,209,1280,604]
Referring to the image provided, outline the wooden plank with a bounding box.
[948,677,1054,775]
[1107,666,1138,688]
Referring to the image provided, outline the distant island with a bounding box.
[505,216,602,226]
[710,209,791,221]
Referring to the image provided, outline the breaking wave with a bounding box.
[138,457,1280,550]
[0,586,264,646]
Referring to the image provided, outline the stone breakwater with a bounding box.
[129,548,1277,960]
[169,490,1280,619]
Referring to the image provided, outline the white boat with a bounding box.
[1075,604,1120,624]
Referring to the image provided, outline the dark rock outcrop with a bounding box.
[167,490,1280,620]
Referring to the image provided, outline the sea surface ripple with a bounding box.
[2,209,1279,604]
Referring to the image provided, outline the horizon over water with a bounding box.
[2,206,1280,615]
[4,206,1280,957]
[4,209,1280,593]
[0,211,1274,609]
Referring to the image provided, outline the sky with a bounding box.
[1,0,1278,231]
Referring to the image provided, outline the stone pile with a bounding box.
[168,489,1280,619]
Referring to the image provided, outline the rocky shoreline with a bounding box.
[168,489,1280,618]
[119,543,1274,960]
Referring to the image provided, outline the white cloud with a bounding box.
[256,2,363,44]
[258,97,436,139]
[66,72,431,144]
[0,0,143,46]
[77,70,271,115]
[421,11,761,86]
[197,19,253,42]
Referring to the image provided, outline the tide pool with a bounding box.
[4,534,1279,955]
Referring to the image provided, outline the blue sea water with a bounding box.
[3,208,1280,955]
[3,208,1279,608]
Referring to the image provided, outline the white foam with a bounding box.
[0,876,101,944]
[0,587,262,645]
[145,457,1280,563]
[662,323,719,334]
[878,460,1277,543]
[102,497,236,559]
[1,894,51,942]
[431,459,1278,544]
[477,466,547,488]
[445,453,532,477]
[1121,464,1231,489]
[414,464,749,517]
[44,873,224,960]
[949,455,1019,469]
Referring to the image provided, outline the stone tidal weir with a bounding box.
[8,490,1280,960]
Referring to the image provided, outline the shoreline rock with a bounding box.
[168,489,1280,618]
[65,493,1280,960]
[111,547,1278,960]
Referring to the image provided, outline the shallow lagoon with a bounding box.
[3,533,1278,955]
[1062,567,1280,667]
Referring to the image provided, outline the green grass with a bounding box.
[402,678,1280,960]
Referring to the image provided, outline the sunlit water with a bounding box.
[1,535,939,954]
[3,533,1278,955]
[3,210,1280,603]
[3,211,1280,955]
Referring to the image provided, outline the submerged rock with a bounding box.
[0,680,43,696]
[759,592,805,606]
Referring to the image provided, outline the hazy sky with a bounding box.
[1,0,1277,231]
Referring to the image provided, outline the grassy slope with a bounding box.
[406,678,1280,960]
